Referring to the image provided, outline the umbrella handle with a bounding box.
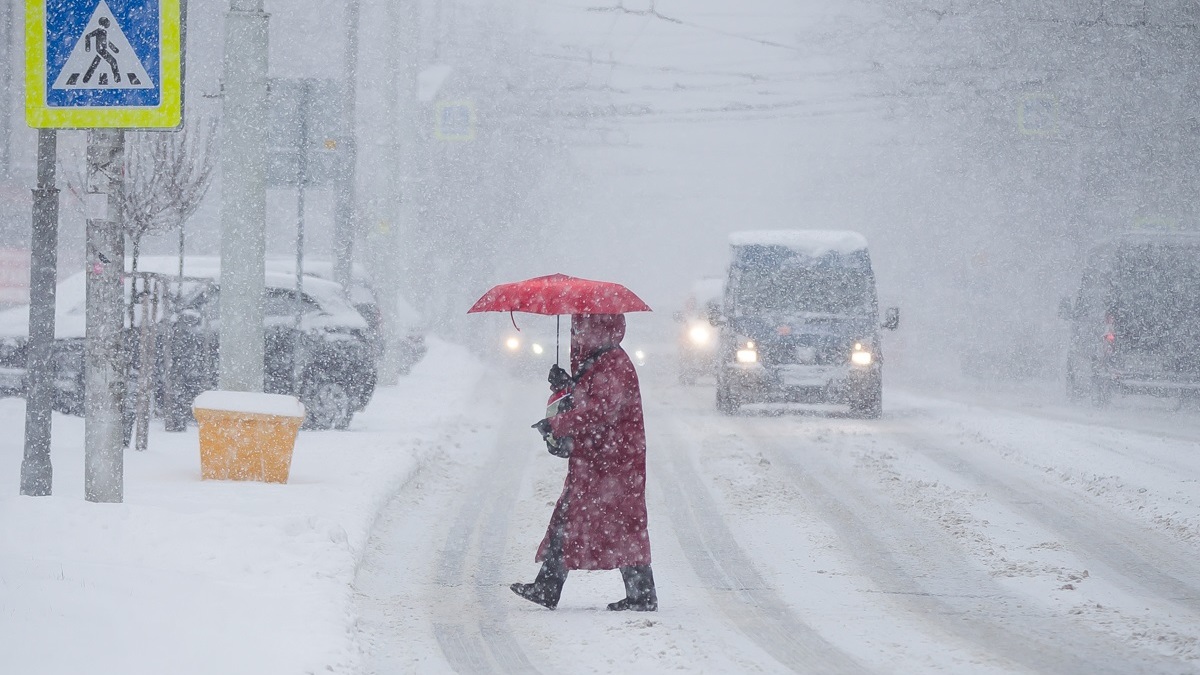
[510,311,520,331]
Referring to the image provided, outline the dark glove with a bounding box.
[546,436,573,458]
[548,364,572,392]
[532,418,553,439]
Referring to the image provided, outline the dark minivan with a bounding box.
[712,230,899,417]
[1060,231,1200,405]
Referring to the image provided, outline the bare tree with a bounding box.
[122,120,217,273]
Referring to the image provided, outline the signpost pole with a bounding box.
[292,80,311,394]
[20,128,59,496]
[84,128,126,504]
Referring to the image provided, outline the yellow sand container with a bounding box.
[193,391,306,483]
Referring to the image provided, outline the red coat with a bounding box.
[538,314,652,570]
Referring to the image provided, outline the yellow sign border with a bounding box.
[26,0,182,129]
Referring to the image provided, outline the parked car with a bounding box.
[265,257,428,375]
[673,276,724,384]
[0,263,377,430]
[712,230,899,418]
[165,271,377,429]
[1059,231,1200,406]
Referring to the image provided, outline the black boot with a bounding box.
[511,557,567,610]
[608,565,657,611]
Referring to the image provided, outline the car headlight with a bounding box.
[736,340,758,364]
[505,337,521,351]
[851,342,873,366]
[531,343,544,355]
[687,324,711,345]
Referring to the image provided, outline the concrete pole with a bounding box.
[20,129,58,496]
[0,0,13,177]
[218,0,269,392]
[332,0,360,294]
[84,128,126,504]
[366,0,420,385]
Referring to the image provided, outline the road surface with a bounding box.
[353,370,1200,674]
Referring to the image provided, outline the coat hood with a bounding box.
[570,313,626,371]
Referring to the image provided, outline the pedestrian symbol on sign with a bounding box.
[52,0,153,91]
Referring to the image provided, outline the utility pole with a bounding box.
[0,0,13,177]
[20,129,58,496]
[367,0,421,384]
[84,129,126,504]
[332,0,360,293]
[219,0,269,392]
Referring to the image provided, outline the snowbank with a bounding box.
[0,338,481,675]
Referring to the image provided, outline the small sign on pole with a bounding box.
[25,0,183,129]
[435,100,476,142]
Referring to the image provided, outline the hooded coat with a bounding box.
[538,313,652,570]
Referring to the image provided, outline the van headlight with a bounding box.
[736,340,758,364]
[851,342,873,366]
[688,324,711,345]
[531,343,544,355]
[505,336,521,351]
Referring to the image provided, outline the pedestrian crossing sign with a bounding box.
[26,0,182,128]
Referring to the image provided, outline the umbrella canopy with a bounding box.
[467,273,652,315]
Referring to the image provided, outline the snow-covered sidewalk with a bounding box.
[0,339,483,675]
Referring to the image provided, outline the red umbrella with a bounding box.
[468,274,651,364]
[467,273,652,315]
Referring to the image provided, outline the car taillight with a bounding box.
[1103,313,1116,350]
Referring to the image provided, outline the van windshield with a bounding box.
[1112,244,1200,343]
[730,259,876,316]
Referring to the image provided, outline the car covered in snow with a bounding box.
[712,230,899,417]
[1060,231,1200,406]
[264,257,429,375]
[0,259,377,430]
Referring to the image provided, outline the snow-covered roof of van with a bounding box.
[729,230,868,256]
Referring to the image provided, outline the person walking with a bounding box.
[511,313,657,611]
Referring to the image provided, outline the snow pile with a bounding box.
[0,338,479,675]
[192,390,306,418]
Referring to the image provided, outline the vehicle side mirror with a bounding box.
[882,307,900,331]
[706,303,725,326]
[177,308,203,328]
[1057,297,1074,320]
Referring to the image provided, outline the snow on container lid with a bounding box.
[193,390,306,418]
[729,230,869,256]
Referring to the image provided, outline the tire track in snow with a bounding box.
[737,416,1184,675]
[652,418,869,674]
[892,425,1200,615]
[433,409,544,675]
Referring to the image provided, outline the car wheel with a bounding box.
[303,378,353,430]
[716,379,738,415]
[1089,375,1112,408]
[1065,362,1084,402]
[849,379,883,419]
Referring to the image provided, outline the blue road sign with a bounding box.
[27,0,182,128]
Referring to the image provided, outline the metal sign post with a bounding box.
[20,129,58,496]
[26,0,184,503]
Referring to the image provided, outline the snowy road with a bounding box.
[353,373,1200,674]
